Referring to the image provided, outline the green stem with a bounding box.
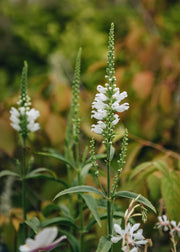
[76,141,84,252]
[22,137,27,221]
[107,144,112,246]
[77,168,84,252]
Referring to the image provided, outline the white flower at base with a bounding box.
[111,223,147,251]
[19,227,66,252]
[156,215,170,231]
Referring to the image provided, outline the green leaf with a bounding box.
[36,151,75,169]
[26,167,56,178]
[25,173,67,186]
[152,160,169,176]
[40,217,78,230]
[81,163,92,183]
[82,194,101,227]
[110,146,115,161]
[161,171,180,221]
[59,229,79,252]
[25,217,40,233]
[85,153,107,165]
[96,236,112,252]
[114,191,156,213]
[54,185,105,201]
[129,162,153,179]
[0,170,20,178]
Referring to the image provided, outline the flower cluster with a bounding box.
[111,223,148,252]
[10,107,40,133]
[91,84,129,135]
[19,227,66,252]
[9,62,40,138]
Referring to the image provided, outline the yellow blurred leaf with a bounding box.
[159,84,172,113]
[132,71,154,99]
[45,114,66,145]
[0,115,16,156]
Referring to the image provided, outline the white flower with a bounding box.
[19,227,66,252]
[10,107,21,131]
[26,108,40,132]
[171,220,180,235]
[157,215,170,231]
[111,223,147,251]
[91,83,129,135]
[91,121,106,135]
[10,106,40,134]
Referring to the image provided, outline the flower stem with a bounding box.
[107,144,112,246]
[22,136,27,221]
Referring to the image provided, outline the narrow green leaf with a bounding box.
[25,174,67,187]
[96,236,112,252]
[26,167,56,178]
[0,170,20,178]
[81,163,92,183]
[25,217,40,233]
[152,160,169,176]
[40,217,78,230]
[129,162,153,179]
[54,185,105,201]
[82,194,101,227]
[85,154,107,165]
[114,191,156,213]
[36,151,75,169]
[59,229,80,252]
[110,146,115,161]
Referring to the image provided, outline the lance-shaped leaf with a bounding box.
[40,217,78,230]
[96,236,112,252]
[54,185,105,201]
[0,170,20,178]
[113,191,156,213]
[82,194,101,227]
[25,217,40,233]
[36,151,75,169]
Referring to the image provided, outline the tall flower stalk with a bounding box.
[65,49,85,251]
[9,61,40,221]
[91,23,129,245]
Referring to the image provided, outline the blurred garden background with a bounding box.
[0,0,180,251]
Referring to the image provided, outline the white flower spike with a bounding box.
[19,227,66,252]
[91,23,129,143]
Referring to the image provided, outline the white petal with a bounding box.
[10,107,19,117]
[10,123,21,131]
[35,227,58,247]
[19,245,32,252]
[131,223,141,233]
[91,109,107,120]
[114,103,129,113]
[94,93,107,102]
[111,236,121,243]
[97,85,107,94]
[114,224,123,235]
[112,114,119,125]
[171,220,176,227]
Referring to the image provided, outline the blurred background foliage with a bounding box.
[0,0,180,251]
